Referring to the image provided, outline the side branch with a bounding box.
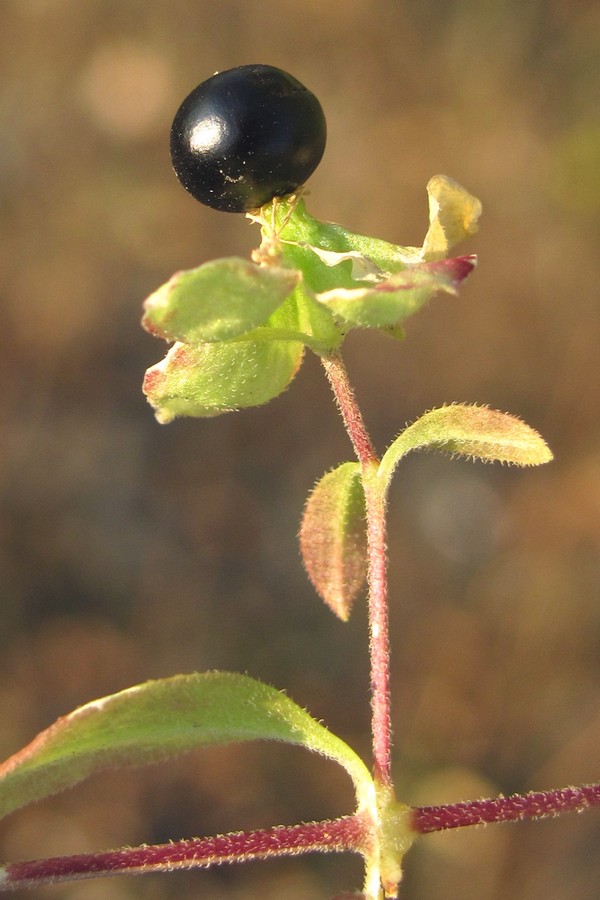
[0,815,370,892]
[412,784,600,834]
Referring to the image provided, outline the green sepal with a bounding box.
[252,175,480,333]
[300,462,367,621]
[142,257,301,343]
[243,283,344,355]
[0,672,374,820]
[263,199,421,296]
[315,258,476,329]
[141,175,483,422]
[259,175,480,285]
[143,337,304,423]
[378,404,553,491]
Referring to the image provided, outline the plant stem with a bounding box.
[411,784,600,833]
[362,474,393,788]
[321,353,393,787]
[0,815,371,892]
[320,354,378,467]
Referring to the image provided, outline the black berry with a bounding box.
[170,64,327,213]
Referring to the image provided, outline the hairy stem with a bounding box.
[363,473,392,787]
[412,784,600,833]
[321,353,392,787]
[0,815,371,892]
[320,354,378,467]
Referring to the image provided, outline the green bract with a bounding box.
[143,176,481,422]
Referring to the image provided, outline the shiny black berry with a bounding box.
[170,64,327,213]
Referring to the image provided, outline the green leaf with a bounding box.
[142,257,300,343]
[143,338,304,423]
[378,404,553,489]
[315,257,476,329]
[0,672,374,821]
[300,462,367,621]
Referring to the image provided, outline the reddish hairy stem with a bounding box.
[0,815,370,892]
[411,784,600,833]
[320,354,378,466]
[362,479,392,787]
[321,353,392,787]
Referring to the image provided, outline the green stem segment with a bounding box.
[321,353,392,787]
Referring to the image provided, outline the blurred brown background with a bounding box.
[0,1,599,898]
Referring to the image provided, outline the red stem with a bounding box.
[411,784,600,833]
[363,480,392,787]
[0,815,370,892]
[321,353,392,787]
[320,354,377,467]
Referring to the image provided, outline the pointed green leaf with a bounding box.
[300,462,367,621]
[143,338,304,423]
[142,257,300,343]
[315,257,476,329]
[0,673,374,821]
[379,404,553,488]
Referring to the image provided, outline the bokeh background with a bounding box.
[1,1,599,897]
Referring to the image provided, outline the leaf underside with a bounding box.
[300,462,367,620]
[143,339,304,422]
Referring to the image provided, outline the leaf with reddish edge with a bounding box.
[378,403,553,490]
[143,338,304,423]
[422,255,478,284]
[300,462,367,620]
[315,256,476,330]
[0,672,374,822]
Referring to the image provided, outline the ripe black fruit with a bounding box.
[170,64,327,213]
